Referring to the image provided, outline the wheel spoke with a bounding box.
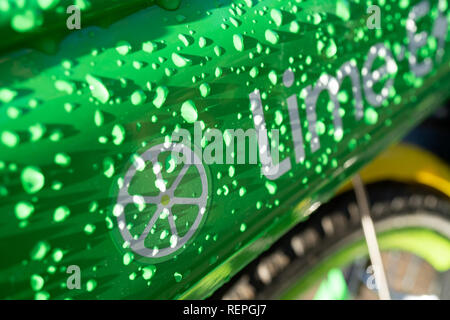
[151,159,167,192]
[167,211,179,238]
[138,206,163,242]
[169,164,190,193]
[116,194,134,206]
[172,197,201,205]
[141,195,160,204]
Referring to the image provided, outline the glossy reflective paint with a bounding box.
[0,0,182,52]
[0,0,449,299]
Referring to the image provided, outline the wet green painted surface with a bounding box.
[0,0,449,299]
[0,0,183,52]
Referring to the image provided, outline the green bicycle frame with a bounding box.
[0,0,449,299]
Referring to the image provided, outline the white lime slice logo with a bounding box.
[115,143,208,259]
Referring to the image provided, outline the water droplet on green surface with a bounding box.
[249,67,259,78]
[326,39,337,58]
[86,279,97,292]
[399,0,410,9]
[37,0,59,10]
[103,157,115,178]
[54,153,71,167]
[199,83,210,97]
[174,272,183,282]
[11,10,41,32]
[31,241,50,261]
[265,181,277,194]
[153,86,168,108]
[364,108,379,125]
[268,70,278,85]
[53,206,70,222]
[142,265,157,280]
[29,123,45,141]
[84,224,96,235]
[30,274,44,291]
[172,52,191,68]
[52,249,64,262]
[334,128,344,142]
[86,74,110,104]
[131,90,146,106]
[198,37,207,48]
[112,124,125,145]
[265,29,279,45]
[15,201,34,220]
[123,252,133,265]
[132,60,144,70]
[270,9,283,27]
[142,41,156,53]
[160,230,169,240]
[289,21,300,33]
[34,291,50,300]
[316,121,326,135]
[336,0,350,21]
[228,166,235,177]
[178,33,192,47]
[63,102,75,113]
[21,166,45,194]
[54,80,75,95]
[312,163,321,174]
[0,88,17,103]
[1,130,19,148]
[275,110,283,125]
[215,67,223,78]
[233,34,244,52]
[181,100,198,123]
[115,41,131,55]
[94,109,104,127]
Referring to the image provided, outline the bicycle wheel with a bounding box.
[211,181,450,300]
